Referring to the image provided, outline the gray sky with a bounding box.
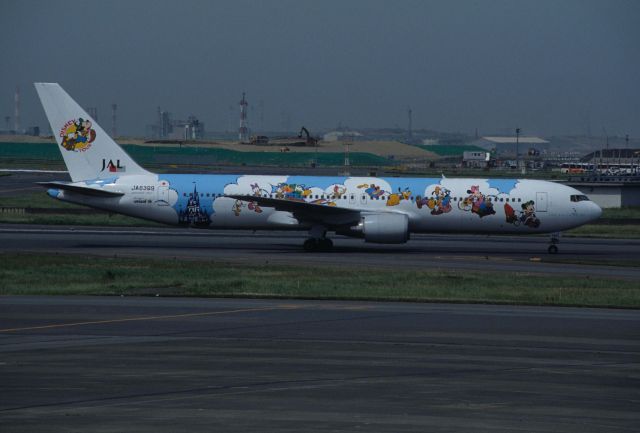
[1,0,638,137]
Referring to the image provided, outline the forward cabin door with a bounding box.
[536,192,548,212]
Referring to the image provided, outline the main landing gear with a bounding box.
[303,237,334,252]
[547,232,561,254]
[303,225,333,252]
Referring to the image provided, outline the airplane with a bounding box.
[34,83,602,254]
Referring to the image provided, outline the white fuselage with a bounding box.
[49,173,602,236]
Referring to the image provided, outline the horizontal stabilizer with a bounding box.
[37,181,125,197]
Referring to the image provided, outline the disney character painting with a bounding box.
[386,188,411,206]
[417,186,452,215]
[358,183,386,199]
[272,183,311,200]
[520,200,540,228]
[459,185,495,217]
[59,118,96,152]
[504,200,540,228]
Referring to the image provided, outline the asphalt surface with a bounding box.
[1,224,640,279]
[0,170,70,197]
[1,297,638,433]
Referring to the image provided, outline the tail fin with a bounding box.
[35,83,150,182]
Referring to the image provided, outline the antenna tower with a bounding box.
[14,86,20,132]
[111,104,117,137]
[239,92,249,142]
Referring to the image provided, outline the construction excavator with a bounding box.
[298,126,318,146]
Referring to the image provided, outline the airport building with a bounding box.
[473,136,550,156]
[560,148,639,208]
[566,177,640,208]
[581,148,640,174]
[147,109,205,140]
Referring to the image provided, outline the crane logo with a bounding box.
[59,118,96,152]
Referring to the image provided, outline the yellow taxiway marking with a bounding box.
[0,305,298,334]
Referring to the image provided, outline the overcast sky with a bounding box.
[1,0,638,137]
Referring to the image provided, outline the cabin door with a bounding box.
[536,192,548,212]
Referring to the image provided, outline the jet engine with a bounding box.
[356,213,409,244]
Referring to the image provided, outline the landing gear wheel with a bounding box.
[547,244,559,254]
[318,238,333,251]
[303,238,317,252]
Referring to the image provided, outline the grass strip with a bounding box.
[1,253,638,308]
[0,142,391,167]
[564,224,640,238]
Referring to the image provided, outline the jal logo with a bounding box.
[101,159,126,173]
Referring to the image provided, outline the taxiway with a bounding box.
[1,296,638,432]
[1,224,639,279]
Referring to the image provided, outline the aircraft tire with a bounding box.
[318,238,333,251]
[303,238,318,252]
[547,244,559,254]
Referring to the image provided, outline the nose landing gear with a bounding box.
[547,232,561,254]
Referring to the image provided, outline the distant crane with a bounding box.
[299,126,319,168]
[239,92,249,142]
[298,126,318,146]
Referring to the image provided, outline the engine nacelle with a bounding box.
[359,213,409,244]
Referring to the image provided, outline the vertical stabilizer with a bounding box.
[35,83,150,182]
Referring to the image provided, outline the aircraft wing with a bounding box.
[226,194,361,226]
[37,181,125,197]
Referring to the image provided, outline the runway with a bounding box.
[0,296,638,432]
[1,224,640,279]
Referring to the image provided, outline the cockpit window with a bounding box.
[570,194,590,202]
